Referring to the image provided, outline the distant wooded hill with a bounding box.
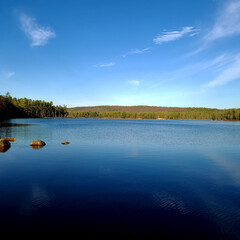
[68,106,240,121]
[68,105,217,113]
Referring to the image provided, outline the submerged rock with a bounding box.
[61,141,70,145]
[0,137,15,142]
[30,140,46,146]
[0,139,11,153]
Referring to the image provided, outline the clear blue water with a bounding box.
[0,118,240,238]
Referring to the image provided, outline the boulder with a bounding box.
[30,140,46,146]
[0,137,15,142]
[61,141,70,145]
[0,145,10,153]
[0,139,10,148]
[0,139,11,153]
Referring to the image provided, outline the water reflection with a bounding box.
[184,151,240,239]
[30,145,45,150]
[205,151,240,186]
[152,191,189,215]
[0,122,31,127]
[20,184,53,216]
[0,120,33,140]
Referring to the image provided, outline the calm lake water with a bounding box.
[0,118,240,237]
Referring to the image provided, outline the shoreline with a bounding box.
[2,117,240,122]
[40,117,240,122]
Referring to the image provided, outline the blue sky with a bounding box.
[0,0,240,108]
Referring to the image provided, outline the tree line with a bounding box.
[0,93,68,119]
[68,109,240,121]
[1,93,239,120]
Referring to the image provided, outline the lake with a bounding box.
[0,118,240,238]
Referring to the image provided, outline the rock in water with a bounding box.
[0,139,10,148]
[30,140,46,146]
[0,137,15,142]
[61,141,70,145]
[0,139,11,153]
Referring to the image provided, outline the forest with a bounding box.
[0,93,68,119]
[68,107,240,121]
[1,93,240,120]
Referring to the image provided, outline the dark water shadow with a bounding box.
[0,121,36,141]
[0,122,34,127]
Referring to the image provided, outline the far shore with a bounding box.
[2,116,239,122]
[40,117,240,122]
[1,94,239,121]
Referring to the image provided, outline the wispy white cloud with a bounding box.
[97,62,116,67]
[127,80,140,86]
[96,47,150,67]
[205,0,240,42]
[181,54,231,74]
[20,13,56,47]
[187,0,240,56]
[122,48,150,57]
[153,26,199,44]
[185,47,205,57]
[204,54,240,87]
[189,32,200,37]
[147,53,235,90]
[6,71,15,79]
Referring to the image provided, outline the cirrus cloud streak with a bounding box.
[96,62,116,67]
[204,54,240,87]
[205,0,240,42]
[153,26,199,44]
[127,80,140,86]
